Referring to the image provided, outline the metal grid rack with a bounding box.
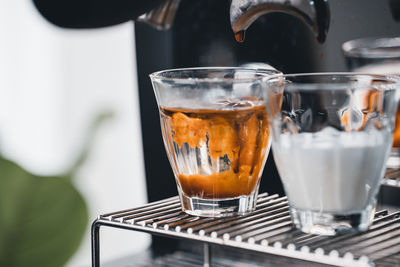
[91,192,400,266]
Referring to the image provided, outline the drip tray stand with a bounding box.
[91,193,400,267]
[91,216,213,266]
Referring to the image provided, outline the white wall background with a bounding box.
[0,1,150,266]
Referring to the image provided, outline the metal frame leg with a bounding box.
[203,243,212,267]
[91,218,213,267]
[91,220,101,267]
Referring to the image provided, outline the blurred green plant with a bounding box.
[0,112,113,267]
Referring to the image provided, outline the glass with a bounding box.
[264,73,400,235]
[343,37,400,169]
[150,67,280,217]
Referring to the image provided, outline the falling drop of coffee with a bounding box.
[235,30,246,42]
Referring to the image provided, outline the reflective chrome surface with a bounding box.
[230,0,330,42]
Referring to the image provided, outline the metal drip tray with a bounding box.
[92,193,400,266]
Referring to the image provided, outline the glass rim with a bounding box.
[342,36,400,59]
[149,66,281,83]
[263,72,400,80]
[262,72,400,90]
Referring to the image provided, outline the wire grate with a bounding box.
[92,193,400,267]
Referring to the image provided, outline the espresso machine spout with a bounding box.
[137,0,181,30]
[230,0,330,43]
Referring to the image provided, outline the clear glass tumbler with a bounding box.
[264,73,400,235]
[343,37,400,169]
[150,67,280,217]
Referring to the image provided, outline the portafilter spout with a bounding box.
[230,0,330,43]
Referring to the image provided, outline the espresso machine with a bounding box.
[33,0,400,264]
[133,0,400,202]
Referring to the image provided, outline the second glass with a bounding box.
[264,73,400,235]
[150,67,280,217]
[343,37,400,169]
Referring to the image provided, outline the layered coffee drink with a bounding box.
[150,67,278,217]
[159,100,270,199]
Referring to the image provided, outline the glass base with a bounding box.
[180,193,257,217]
[290,206,375,236]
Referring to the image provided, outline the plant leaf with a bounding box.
[0,158,88,267]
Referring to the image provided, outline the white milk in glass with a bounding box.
[273,127,392,213]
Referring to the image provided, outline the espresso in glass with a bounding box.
[150,67,279,217]
[160,102,269,199]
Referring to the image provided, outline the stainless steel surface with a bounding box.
[93,193,400,266]
[229,0,330,42]
[137,0,181,30]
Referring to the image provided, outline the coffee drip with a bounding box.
[235,30,246,42]
[230,0,330,43]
